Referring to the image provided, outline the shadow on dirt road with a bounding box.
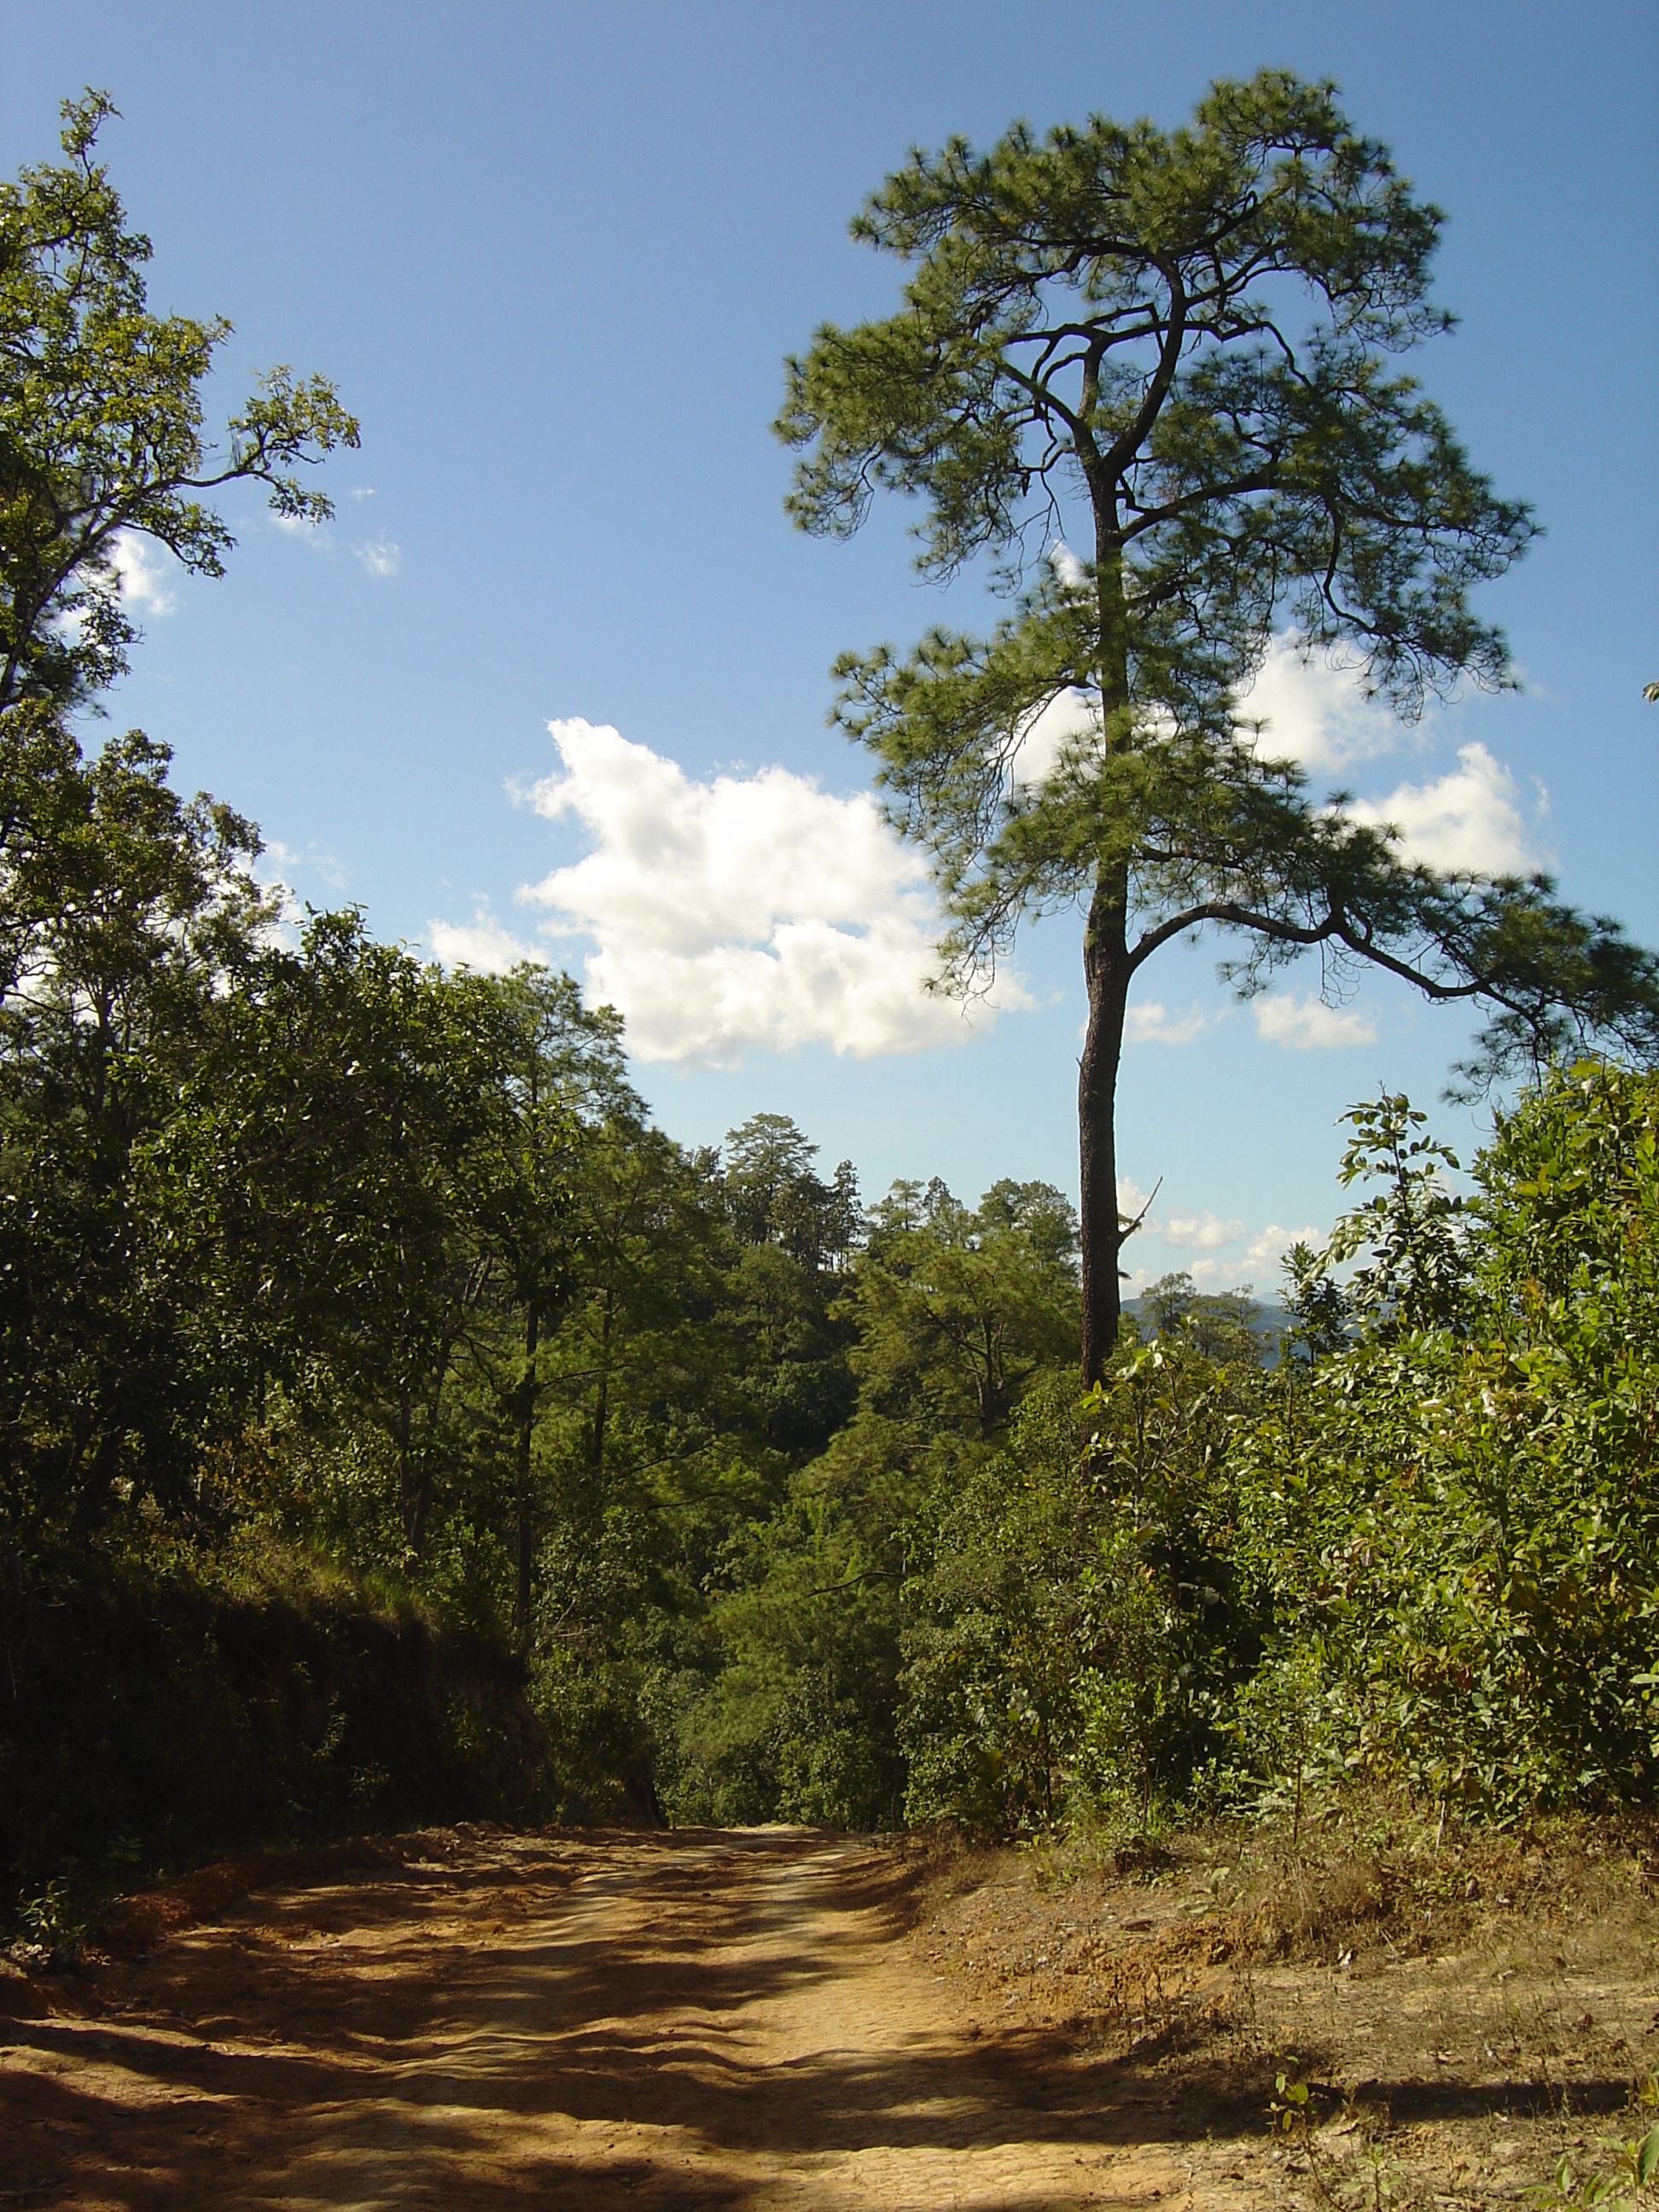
[1,1827,1195,2209]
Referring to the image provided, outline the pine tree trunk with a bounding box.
[1080,464,1132,1388]
[1079,866,1131,1388]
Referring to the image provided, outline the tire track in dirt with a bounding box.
[0,1827,1188,2209]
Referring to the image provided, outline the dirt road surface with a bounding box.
[1,1828,1194,2210]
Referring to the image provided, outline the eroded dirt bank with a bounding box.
[1,1822,1654,2209]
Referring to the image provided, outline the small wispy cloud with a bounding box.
[1050,538,1090,594]
[262,838,349,895]
[348,486,377,502]
[354,538,402,579]
[271,510,328,540]
[1253,992,1378,1051]
[1117,1176,1154,1214]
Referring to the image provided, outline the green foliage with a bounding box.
[667,1177,1079,1830]
[1324,1091,1469,1331]
[899,1378,1097,1831]
[0,91,357,715]
[718,1113,860,1457]
[878,1064,1659,1837]
[899,1305,1267,1835]
[1528,2076,1659,2212]
[0,724,276,1543]
[1233,1064,1659,1817]
[846,1177,1079,1444]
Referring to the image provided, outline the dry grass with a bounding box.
[905,1801,1659,2207]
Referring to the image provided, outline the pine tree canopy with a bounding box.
[776,69,1659,1377]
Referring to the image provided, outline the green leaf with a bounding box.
[1635,2123,1659,2184]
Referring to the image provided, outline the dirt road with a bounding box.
[1,1828,1190,2210]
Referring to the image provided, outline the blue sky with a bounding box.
[3,2,1655,1287]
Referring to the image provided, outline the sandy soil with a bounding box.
[1,1820,1654,2209]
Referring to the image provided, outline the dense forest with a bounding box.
[3,97,1656,1924]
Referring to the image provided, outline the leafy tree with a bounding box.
[543,1116,733,1516]
[719,1115,860,1458]
[845,1176,1080,1446]
[0,91,357,716]
[473,968,618,1644]
[1323,1091,1470,1333]
[778,70,1659,1378]
[721,1111,860,1272]
[0,731,272,1543]
[1474,1058,1658,1318]
[1281,1241,1352,1360]
[899,1377,1103,1832]
[901,1333,1265,1834]
[163,917,532,1556]
[1231,1064,1659,1815]
[1136,1272,1266,1365]
[684,1174,1080,1825]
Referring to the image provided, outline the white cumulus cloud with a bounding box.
[1236,637,1407,775]
[1009,685,1097,791]
[427,904,540,972]
[1349,742,1542,876]
[1124,999,1210,1046]
[1165,1210,1245,1251]
[102,528,179,615]
[1253,992,1379,1050]
[1169,1255,1249,1289]
[1238,641,1545,876]
[1004,637,1542,893]
[511,719,1011,1065]
[1245,1222,1324,1272]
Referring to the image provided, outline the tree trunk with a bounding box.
[513,1301,540,1652]
[398,1388,419,1553]
[589,1286,614,1480]
[1080,463,1132,1388]
[1079,865,1131,1388]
